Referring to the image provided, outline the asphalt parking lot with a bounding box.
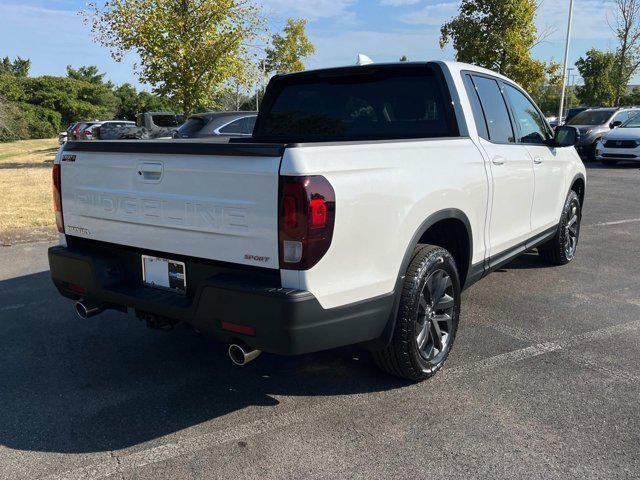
[1,163,639,480]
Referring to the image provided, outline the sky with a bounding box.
[0,0,623,91]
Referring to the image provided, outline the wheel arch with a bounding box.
[570,173,586,207]
[365,208,474,351]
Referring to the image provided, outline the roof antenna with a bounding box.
[356,54,374,66]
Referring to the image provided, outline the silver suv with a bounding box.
[566,107,640,160]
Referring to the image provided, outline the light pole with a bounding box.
[564,67,575,115]
[558,0,574,124]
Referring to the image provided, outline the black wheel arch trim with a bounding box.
[363,208,473,351]
[569,172,586,207]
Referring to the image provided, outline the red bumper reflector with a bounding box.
[67,283,86,294]
[221,321,256,336]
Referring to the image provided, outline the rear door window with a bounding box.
[471,76,515,143]
[463,74,489,139]
[255,65,456,142]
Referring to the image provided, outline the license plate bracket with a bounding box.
[142,255,186,294]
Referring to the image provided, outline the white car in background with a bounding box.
[596,113,640,165]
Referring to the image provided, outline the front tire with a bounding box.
[538,190,582,265]
[373,244,461,381]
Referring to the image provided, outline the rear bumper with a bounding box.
[48,241,393,355]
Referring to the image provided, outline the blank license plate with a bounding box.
[142,255,186,293]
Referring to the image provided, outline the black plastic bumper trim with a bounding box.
[48,245,393,355]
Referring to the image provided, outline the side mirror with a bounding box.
[551,125,579,147]
[610,120,623,128]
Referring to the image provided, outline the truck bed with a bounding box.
[59,140,287,269]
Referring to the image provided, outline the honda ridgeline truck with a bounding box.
[49,62,585,381]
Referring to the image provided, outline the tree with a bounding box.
[264,18,315,74]
[399,55,408,62]
[114,83,176,119]
[0,56,30,77]
[528,62,570,116]
[439,0,550,90]
[113,83,138,119]
[85,0,263,116]
[575,49,618,107]
[610,0,640,105]
[0,96,28,142]
[621,85,640,104]
[66,65,108,85]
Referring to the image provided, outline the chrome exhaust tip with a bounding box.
[75,301,104,319]
[228,343,262,366]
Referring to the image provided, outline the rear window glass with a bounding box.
[244,115,257,134]
[219,118,244,134]
[176,117,206,136]
[566,110,615,126]
[152,114,180,127]
[255,66,455,142]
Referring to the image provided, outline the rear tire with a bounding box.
[538,190,581,265]
[373,244,461,381]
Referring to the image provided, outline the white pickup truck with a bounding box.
[49,61,585,381]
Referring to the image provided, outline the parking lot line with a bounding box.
[586,217,640,227]
[42,318,640,480]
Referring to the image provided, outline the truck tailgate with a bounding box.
[60,142,283,269]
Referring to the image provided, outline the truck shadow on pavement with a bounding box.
[0,271,408,454]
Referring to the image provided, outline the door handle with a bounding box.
[533,157,544,164]
[491,155,506,165]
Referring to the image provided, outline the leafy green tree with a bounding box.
[530,85,578,116]
[85,0,264,116]
[66,65,108,85]
[113,83,176,119]
[19,103,62,138]
[620,85,640,105]
[264,18,315,74]
[439,0,549,91]
[0,96,28,142]
[0,75,117,126]
[575,49,618,107]
[136,90,176,113]
[0,56,30,77]
[113,83,138,119]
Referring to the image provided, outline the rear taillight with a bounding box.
[278,176,335,270]
[52,164,64,233]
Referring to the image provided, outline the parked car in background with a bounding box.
[58,123,77,144]
[76,121,101,140]
[121,112,184,139]
[565,107,640,160]
[173,111,257,138]
[595,112,640,165]
[91,120,136,140]
[67,121,95,141]
[564,107,594,125]
[546,116,559,129]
